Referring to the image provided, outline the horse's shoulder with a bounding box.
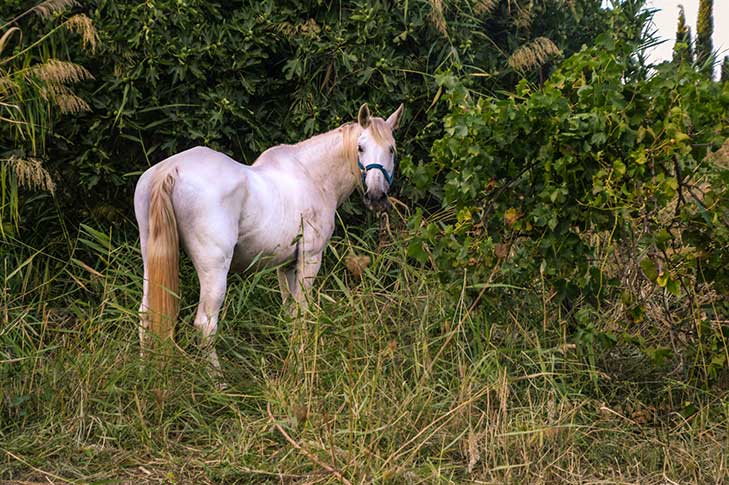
[172,145,221,160]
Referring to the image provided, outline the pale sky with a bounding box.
[645,0,729,72]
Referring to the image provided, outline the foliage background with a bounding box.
[2,0,607,227]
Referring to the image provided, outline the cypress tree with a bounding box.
[673,5,693,65]
[695,0,714,76]
[721,56,729,83]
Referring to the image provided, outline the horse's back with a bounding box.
[138,145,244,189]
[137,146,248,203]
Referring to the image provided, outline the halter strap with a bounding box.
[357,154,396,186]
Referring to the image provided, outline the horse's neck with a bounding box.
[295,128,359,206]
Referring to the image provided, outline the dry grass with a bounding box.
[0,2,96,232]
[1,225,727,483]
[512,2,533,30]
[32,59,92,84]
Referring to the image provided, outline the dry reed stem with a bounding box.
[32,0,79,19]
[2,449,70,483]
[64,14,97,51]
[428,0,448,36]
[474,0,498,15]
[0,27,21,55]
[8,157,56,193]
[32,58,92,84]
[508,37,561,71]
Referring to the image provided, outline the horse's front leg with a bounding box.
[277,266,294,305]
[288,251,323,315]
[284,250,323,369]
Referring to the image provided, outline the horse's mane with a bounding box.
[367,118,396,147]
[341,117,395,162]
[340,122,361,167]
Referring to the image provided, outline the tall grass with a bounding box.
[1,0,96,234]
[1,222,727,483]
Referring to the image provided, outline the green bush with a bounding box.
[1,0,607,228]
[415,25,729,383]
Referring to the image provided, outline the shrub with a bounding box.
[414,28,729,384]
[2,0,608,229]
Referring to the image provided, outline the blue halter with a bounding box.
[357,153,396,187]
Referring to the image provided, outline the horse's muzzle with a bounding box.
[364,192,391,213]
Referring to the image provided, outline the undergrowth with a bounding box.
[1,222,727,484]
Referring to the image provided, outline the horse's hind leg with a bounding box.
[139,270,150,350]
[194,268,230,371]
[192,257,233,372]
[180,198,237,374]
[135,183,151,352]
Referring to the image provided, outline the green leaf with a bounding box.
[655,229,672,249]
[640,258,658,282]
[407,241,429,264]
[656,272,669,288]
[666,278,681,297]
[612,160,626,176]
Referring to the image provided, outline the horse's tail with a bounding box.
[146,167,180,344]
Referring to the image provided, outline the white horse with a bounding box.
[134,103,404,368]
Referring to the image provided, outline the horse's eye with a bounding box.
[358,145,364,153]
[389,146,394,154]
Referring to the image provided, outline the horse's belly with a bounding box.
[229,171,332,274]
[229,230,298,273]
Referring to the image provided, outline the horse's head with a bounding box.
[356,103,404,212]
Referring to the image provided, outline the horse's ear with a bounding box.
[386,103,404,131]
[358,103,371,128]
